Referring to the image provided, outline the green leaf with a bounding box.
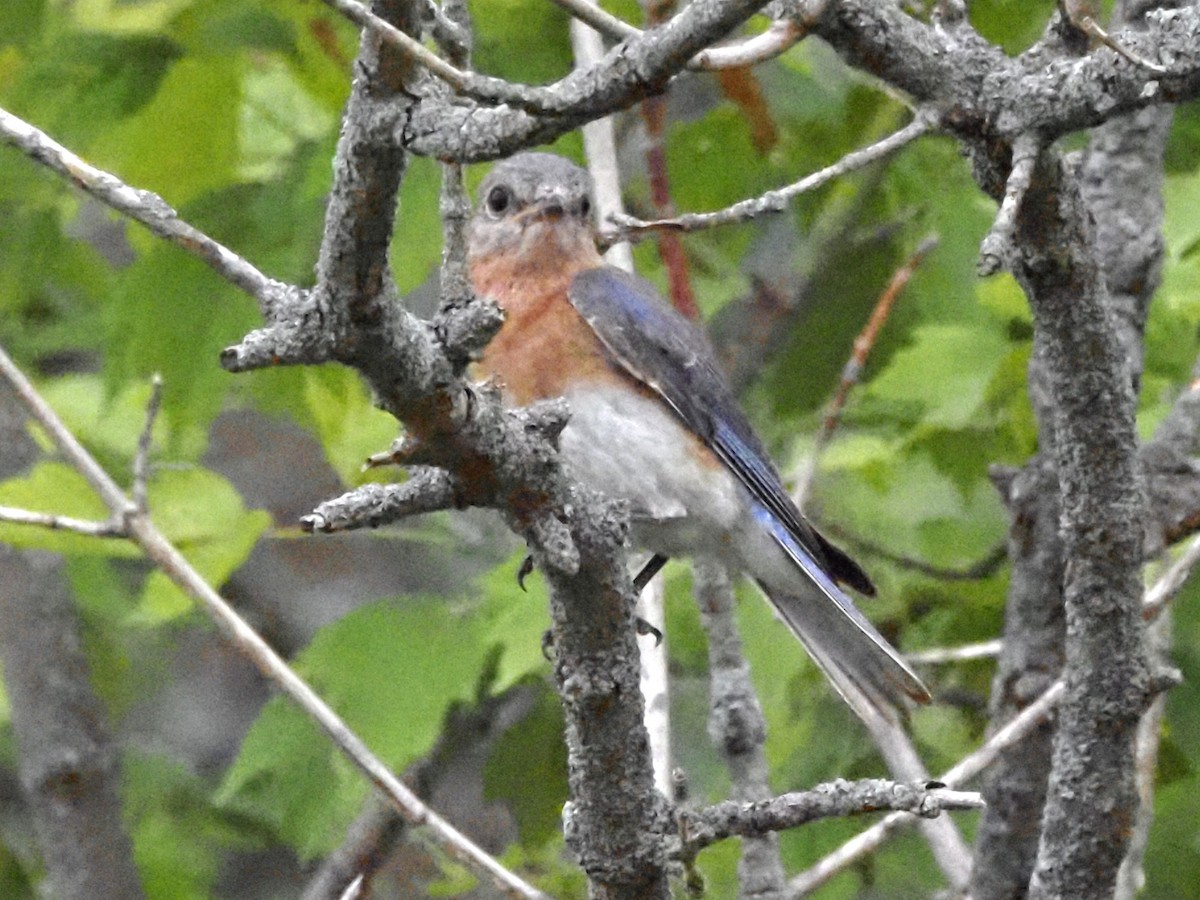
[136,467,271,621]
[104,241,258,450]
[125,753,228,900]
[39,374,204,472]
[865,323,1012,429]
[92,55,241,206]
[483,686,567,847]
[302,367,399,486]
[218,697,364,858]
[219,597,491,857]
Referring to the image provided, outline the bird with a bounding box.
[467,151,930,721]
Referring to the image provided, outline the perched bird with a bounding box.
[467,152,929,721]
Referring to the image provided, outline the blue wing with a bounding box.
[567,265,874,596]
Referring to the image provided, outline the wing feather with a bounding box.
[568,266,872,594]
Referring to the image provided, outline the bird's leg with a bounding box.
[632,553,668,646]
[517,554,535,591]
[633,553,668,593]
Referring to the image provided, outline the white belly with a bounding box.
[560,384,745,559]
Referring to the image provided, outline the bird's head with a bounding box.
[467,153,598,265]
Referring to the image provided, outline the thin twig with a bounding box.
[905,639,1004,666]
[549,0,640,40]
[606,112,934,238]
[0,342,549,900]
[789,534,1200,896]
[0,107,279,303]
[639,0,699,319]
[1142,531,1200,619]
[1071,12,1169,75]
[692,18,807,70]
[977,132,1041,276]
[788,682,1064,897]
[133,374,163,515]
[682,779,983,852]
[0,506,126,537]
[547,0,811,70]
[320,0,475,90]
[792,234,938,508]
[324,0,780,115]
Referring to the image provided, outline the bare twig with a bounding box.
[977,132,1041,276]
[789,532,1200,896]
[681,779,983,853]
[0,107,281,303]
[550,0,640,40]
[792,234,938,507]
[1065,6,1169,75]
[638,0,699,319]
[906,639,1004,666]
[1142,531,1200,619]
[1114,609,1170,899]
[327,0,776,115]
[692,18,807,69]
[0,506,126,538]
[571,13,634,272]
[695,559,786,897]
[548,0,810,70]
[319,0,478,92]
[607,113,934,238]
[788,681,1065,897]
[300,469,460,533]
[0,342,549,900]
[132,374,163,515]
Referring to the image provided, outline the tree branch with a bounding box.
[0,107,286,306]
[0,342,550,900]
[607,113,934,238]
[682,779,983,853]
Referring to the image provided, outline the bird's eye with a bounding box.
[579,197,592,219]
[486,186,512,217]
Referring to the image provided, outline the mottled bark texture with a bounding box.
[0,549,145,900]
[695,560,786,900]
[972,6,1175,892]
[1015,151,1149,900]
[0,385,143,899]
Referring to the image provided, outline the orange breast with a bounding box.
[471,248,626,406]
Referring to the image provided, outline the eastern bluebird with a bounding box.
[467,152,930,720]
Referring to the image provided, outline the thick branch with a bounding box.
[402,0,773,159]
[1015,153,1148,900]
[683,779,982,852]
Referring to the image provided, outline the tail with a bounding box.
[756,577,930,723]
[747,504,930,722]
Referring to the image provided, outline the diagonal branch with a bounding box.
[402,0,776,158]
[789,527,1199,896]
[0,342,550,900]
[0,107,286,307]
[607,113,934,238]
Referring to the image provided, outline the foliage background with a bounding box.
[1,0,1199,896]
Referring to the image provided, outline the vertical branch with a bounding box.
[546,502,672,900]
[974,5,1173,889]
[695,560,786,900]
[0,548,146,900]
[573,3,672,796]
[1014,149,1148,900]
[0,384,143,900]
